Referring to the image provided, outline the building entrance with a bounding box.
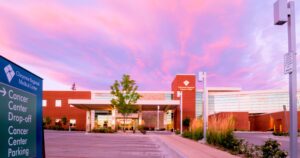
[116,118,138,130]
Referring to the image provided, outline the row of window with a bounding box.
[42,100,74,108]
[55,118,77,126]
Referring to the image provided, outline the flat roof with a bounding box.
[69,99,179,111]
[69,99,179,105]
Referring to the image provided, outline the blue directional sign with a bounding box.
[0,56,43,158]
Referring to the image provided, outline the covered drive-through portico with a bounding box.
[68,99,180,132]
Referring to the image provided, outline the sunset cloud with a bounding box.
[0,1,299,90]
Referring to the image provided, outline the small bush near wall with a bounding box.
[138,125,146,134]
[48,125,65,130]
[262,139,287,158]
[182,131,192,139]
[181,119,203,141]
[92,127,116,133]
[272,131,289,136]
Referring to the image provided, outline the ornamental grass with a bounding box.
[191,118,204,140]
[206,114,237,150]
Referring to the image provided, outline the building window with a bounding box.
[55,100,62,107]
[42,100,47,107]
[70,119,76,127]
[55,119,61,125]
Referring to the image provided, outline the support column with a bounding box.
[157,105,160,130]
[91,110,95,130]
[138,111,142,125]
[86,110,91,132]
[112,109,116,130]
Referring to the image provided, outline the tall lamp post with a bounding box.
[177,91,183,135]
[198,72,208,142]
[274,0,297,157]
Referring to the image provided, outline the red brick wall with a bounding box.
[209,112,250,131]
[43,91,91,130]
[172,75,196,130]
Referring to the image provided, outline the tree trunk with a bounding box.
[123,115,126,132]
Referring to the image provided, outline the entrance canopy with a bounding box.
[68,99,180,111]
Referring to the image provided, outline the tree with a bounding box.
[110,74,141,132]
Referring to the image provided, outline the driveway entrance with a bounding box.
[45,130,181,158]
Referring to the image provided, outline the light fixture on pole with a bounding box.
[198,72,208,142]
[274,0,297,157]
[177,91,183,135]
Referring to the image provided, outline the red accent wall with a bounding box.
[171,75,196,130]
[250,111,300,132]
[43,91,91,130]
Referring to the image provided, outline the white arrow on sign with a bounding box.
[0,87,6,96]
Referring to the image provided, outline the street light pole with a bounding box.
[274,0,297,157]
[199,72,208,142]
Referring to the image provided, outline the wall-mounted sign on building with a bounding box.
[0,56,43,158]
[178,80,195,91]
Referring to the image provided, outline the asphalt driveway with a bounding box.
[44,130,180,158]
[234,131,300,155]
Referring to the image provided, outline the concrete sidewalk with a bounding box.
[157,135,239,158]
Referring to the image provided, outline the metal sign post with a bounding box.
[274,0,298,157]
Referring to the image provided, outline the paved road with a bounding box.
[234,132,300,156]
[44,130,181,158]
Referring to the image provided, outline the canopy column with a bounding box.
[86,110,91,132]
[156,105,160,130]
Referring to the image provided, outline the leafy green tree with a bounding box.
[110,74,141,132]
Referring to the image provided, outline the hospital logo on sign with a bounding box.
[183,80,189,86]
[178,80,194,91]
[4,64,15,83]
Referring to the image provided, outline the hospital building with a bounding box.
[42,74,300,132]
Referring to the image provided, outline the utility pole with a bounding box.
[274,0,297,157]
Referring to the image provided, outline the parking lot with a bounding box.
[44,130,180,158]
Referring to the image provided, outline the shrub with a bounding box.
[138,125,146,134]
[262,139,287,158]
[44,116,52,128]
[180,119,204,141]
[92,127,116,133]
[49,125,64,130]
[61,116,67,126]
[272,132,289,136]
[182,131,193,139]
[233,139,262,157]
[175,130,180,135]
[140,130,146,134]
[183,117,191,129]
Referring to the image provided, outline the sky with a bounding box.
[0,0,299,91]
